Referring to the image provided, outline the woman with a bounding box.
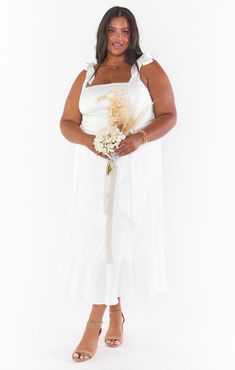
[59,6,177,362]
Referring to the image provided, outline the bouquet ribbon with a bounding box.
[103,155,137,264]
[103,157,117,263]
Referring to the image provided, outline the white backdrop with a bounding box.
[0,1,233,369]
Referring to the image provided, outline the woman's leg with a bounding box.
[72,303,107,360]
[105,296,124,346]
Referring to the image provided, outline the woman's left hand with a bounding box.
[114,132,143,156]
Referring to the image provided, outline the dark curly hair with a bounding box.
[89,6,143,82]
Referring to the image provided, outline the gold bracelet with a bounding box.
[138,129,148,144]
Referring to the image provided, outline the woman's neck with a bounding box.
[103,54,126,66]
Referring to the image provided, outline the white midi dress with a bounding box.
[58,52,168,305]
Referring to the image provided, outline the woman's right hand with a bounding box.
[84,134,108,159]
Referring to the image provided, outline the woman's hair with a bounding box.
[89,6,143,82]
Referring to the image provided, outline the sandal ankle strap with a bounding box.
[109,311,125,323]
[88,318,103,324]
[109,310,122,317]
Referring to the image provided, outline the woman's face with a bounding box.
[107,16,131,56]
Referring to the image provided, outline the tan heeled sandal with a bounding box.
[104,310,125,347]
[72,319,103,362]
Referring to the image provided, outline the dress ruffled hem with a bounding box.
[58,250,168,305]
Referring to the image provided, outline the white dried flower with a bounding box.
[93,125,126,156]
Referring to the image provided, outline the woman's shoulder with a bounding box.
[137,52,162,71]
[137,51,155,68]
[72,61,94,83]
[65,68,87,97]
[138,52,169,80]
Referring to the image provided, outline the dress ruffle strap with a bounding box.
[136,51,154,69]
[131,51,154,78]
[84,62,95,87]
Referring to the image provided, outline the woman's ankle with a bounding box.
[109,297,121,312]
[89,304,107,323]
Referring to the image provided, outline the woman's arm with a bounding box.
[59,70,88,145]
[60,71,107,158]
[139,58,177,142]
[115,59,177,156]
